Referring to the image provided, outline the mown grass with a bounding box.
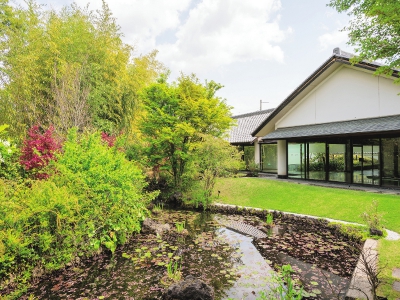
[214,177,400,232]
[378,239,400,299]
[214,176,400,299]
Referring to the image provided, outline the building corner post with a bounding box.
[277,140,288,178]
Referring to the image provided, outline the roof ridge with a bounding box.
[232,108,274,119]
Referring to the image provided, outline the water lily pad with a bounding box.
[312,289,321,294]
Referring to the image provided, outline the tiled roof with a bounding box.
[262,114,400,140]
[252,48,400,137]
[228,109,274,144]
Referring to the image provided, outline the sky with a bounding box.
[13,0,353,115]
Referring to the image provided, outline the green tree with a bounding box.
[328,0,400,83]
[0,0,164,138]
[140,74,233,191]
[191,134,243,208]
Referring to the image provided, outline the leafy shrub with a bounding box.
[19,125,61,179]
[0,179,79,297]
[360,200,386,235]
[247,161,259,177]
[186,135,243,208]
[52,128,157,253]
[0,125,23,180]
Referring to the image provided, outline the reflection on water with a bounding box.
[216,228,274,299]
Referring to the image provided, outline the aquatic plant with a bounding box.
[266,213,274,226]
[175,221,186,233]
[153,202,164,212]
[166,260,182,282]
[257,264,303,300]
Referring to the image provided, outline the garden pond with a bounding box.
[22,207,362,299]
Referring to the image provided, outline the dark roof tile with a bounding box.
[228,108,274,144]
[262,114,400,140]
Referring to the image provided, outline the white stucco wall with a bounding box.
[275,66,400,129]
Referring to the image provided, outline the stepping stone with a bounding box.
[213,216,267,239]
[393,268,400,279]
[393,281,400,292]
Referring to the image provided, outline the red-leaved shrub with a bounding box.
[101,132,116,147]
[20,125,61,179]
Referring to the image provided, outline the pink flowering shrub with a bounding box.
[20,125,61,179]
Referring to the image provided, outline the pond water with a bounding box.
[215,228,274,299]
[22,209,361,300]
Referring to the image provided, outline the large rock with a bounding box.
[163,275,214,300]
[141,218,170,236]
[168,191,183,207]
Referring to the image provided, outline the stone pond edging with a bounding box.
[213,203,400,241]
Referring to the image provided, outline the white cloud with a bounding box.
[73,0,193,55]
[157,0,289,74]
[318,28,349,51]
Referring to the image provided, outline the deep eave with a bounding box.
[261,114,400,141]
[252,51,399,138]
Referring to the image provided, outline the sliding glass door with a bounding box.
[353,140,380,185]
[261,143,277,173]
[308,142,326,180]
[288,142,306,179]
[328,143,347,182]
[382,137,400,187]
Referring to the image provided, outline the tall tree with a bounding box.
[328,0,400,83]
[140,74,233,190]
[0,0,164,138]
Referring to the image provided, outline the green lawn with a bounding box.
[378,239,400,299]
[214,177,400,233]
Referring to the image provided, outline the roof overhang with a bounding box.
[252,52,399,138]
[230,139,256,146]
[262,115,400,141]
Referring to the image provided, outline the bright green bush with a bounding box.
[0,179,79,297]
[52,129,156,253]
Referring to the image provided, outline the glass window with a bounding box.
[308,142,326,180]
[382,137,400,187]
[243,146,255,169]
[352,139,380,185]
[288,142,306,179]
[328,143,346,182]
[261,143,277,173]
